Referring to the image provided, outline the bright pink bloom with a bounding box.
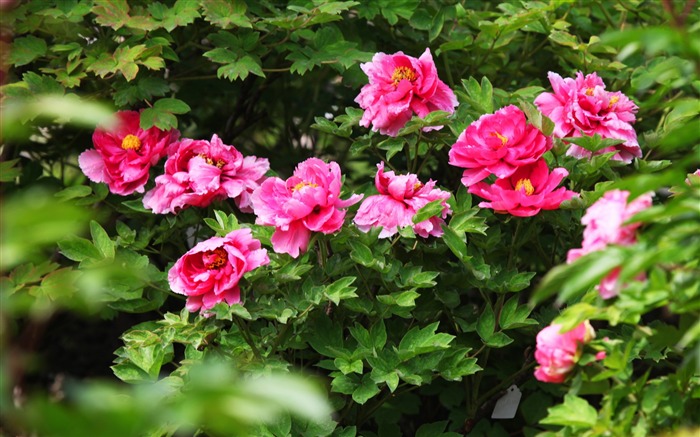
[143,134,269,214]
[534,321,596,384]
[468,159,577,217]
[250,158,362,258]
[448,105,552,185]
[355,48,458,137]
[353,162,451,238]
[168,228,269,314]
[79,111,179,195]
[535,71,641,163]
[567,189,652,299]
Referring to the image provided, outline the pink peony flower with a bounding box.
[250,158,363,258]
[468,159,577,217]
[567,189,652,299]
[535,71,641,163]
[534,321,596,384]
[143,134,269,214]
[168,228,269,314]
[355,48,458,137]
[79,110,179,195]
[448,105,552,185]
[353,162,452,238]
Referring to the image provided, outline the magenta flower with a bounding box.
[79,110,179,195]
[143,134,269,214]
[534,71,640,163]
[168,228,269,314]
[250,158,363,258]
[534,321,596,384]
[468,159,577,217]
[567,189,652,299]
[355,48,458,137]
[448,105,552,185]
[353,162,451,238]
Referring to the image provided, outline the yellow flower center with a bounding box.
[608,95,619,108]
[413,182,423,191]
[292,181,318,192]
[198,154,226,168]
[204,248,228,270]
[391,66,417,86]
[121,134,141,151]
[585,88,594,96]
[490,131,508,147]
[515,178,535,196]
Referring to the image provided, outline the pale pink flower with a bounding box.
[566,189,652,299]
[355,48,458,136]
[353,162,451,238]
[535,71,640,163]
[468,159,577,217]
[168,228,269,314]
[79,111,179,195]
[250,158,362,258]
[449,105,552,185]
[143,134,269,214]
[534,321,596,384]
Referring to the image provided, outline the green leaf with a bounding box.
[352,375,380,405]
[54,185,92,201]
[563,133,625,152]
[153,98,191,114]
[201,0,252,28]
[484,332,513,348]
[398,322,454,360]
[58,236,101,262]
[499,296,537,330]
[92,0,130,29]
[541,394,598,427]
[90,220,115,260]
[10,36,48,67]
[440,224,469,262]
[0,159,22,183]
[334,357,363,375]
[140,107,178,131]
[218,55,265,81]
[348,240,374,267]
[325,276,358,305]
[412,199,446,224]
[476,304,495,341]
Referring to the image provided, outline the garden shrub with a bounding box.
[1,1,699,436]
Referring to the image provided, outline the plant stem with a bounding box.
[233,317,261,360]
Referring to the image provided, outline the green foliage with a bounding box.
[2,0,699,436]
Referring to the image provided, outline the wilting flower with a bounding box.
[567,189,652,299]
[79,110,179,195]
[355,48,458,137]
[250,158,362,258]
[468,159,577,217]
[353,162,451,238]
[534,321,596,384]
[534,71,640,163]
[168,228,269,314]
[143,134,269,214]
[449,105,552,186]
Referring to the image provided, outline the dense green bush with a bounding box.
[1,1,699,436]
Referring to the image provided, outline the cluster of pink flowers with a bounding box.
[355,48,458,136]
[448,105,577,217]
[567,189,652,299]
[535,71,641,163]
[250,158,363,258]
[143,134,269,214]
[534,321,600,383]
[353,162,452,238]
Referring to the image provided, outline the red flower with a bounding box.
[468,159,576,217]
[79,111,179,195]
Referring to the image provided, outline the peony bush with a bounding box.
[1,1,698,436]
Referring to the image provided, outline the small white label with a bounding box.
[491,384,522,419]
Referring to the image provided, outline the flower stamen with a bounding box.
[608,95,619,108]
[121,134,141,151]
[204,247,228,270]
[292,181,318,192]
[515,178,535,196]
[490,131,508,147]
[391,66,417,87]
